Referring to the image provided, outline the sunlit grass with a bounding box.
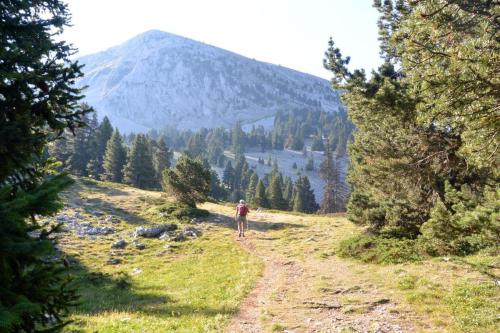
[61,180,263,333]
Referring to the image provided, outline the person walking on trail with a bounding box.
[235,199,249,237]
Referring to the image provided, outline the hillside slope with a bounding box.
[77,30,342,132]
[53,180,498,332]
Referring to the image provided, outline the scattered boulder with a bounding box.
[82,226,114,236]
[134,224,177,238]
[169,227,202,242]
[172,233,186,242]
[103,215,121,224]
[111,239,127,249]
[53,213,115,237]
[134,242,146,250]
[159,232,170,241]
[132,268,143,275]
[74,212,85,219]
[183,226,201,238]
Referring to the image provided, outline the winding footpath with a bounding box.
[201,205,419,333]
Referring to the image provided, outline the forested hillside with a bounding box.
[48,105,352,213]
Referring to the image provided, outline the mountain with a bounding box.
[78,30,342,133]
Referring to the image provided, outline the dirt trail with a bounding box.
[226,239,283,333]
[201,205,419,333]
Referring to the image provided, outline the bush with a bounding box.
[337,234,422,264]
[420,183,499,256]
[157,202,209,221]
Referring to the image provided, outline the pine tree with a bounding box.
[187,132,207,159]
[253,180,269,208]
[246,173,259,203]
[91,116,113,177]
[123,134,156,189]
[153,137,172,186]
[48,134,71,170]
[209,170,227,200]
[283,176,293,210]
[231,121,245,155]
[222,161,235,190]
[311,134,325,151]
[67,106,94,176]
[320,141,346,213]
[0,0,85,330]
[301,175,319,213]
[292,183,305,213]
[305,158,314,171]
[292,176,318,213]
[324,1,497,248]
[162,154,211,207]
[267,172,287,210]
[103,129,127,183]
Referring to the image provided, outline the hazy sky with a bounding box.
[62,0,381,79]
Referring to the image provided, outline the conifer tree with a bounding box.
[123,134,156,189]
[305,158,314,171]
[222,161,235,190]
[0,0,85,330]
[231,121,245,155]
[311,134,325,151]
[246,173,259,203]
[162,154,211,207]
[253,180,269,208]
[283,176,293,210]
[209,170,227,200]
[320,141,345,213]
[267,172,287,210]
[49,134,71,170]
[67,107,94,176]
[292,176,319,213]
[91,116,113,177]
[324,1,497,249]
[153,137,172,186]
[103,129,127,183]
[187,132,207,159]
[292,183,305,213]
[302,176,319,213]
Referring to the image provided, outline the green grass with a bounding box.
[337,234,422,264]
[446,281,500,333]
[60,180,263,333]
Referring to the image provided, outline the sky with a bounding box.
[62,0,382,80]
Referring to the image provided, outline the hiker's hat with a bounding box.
[239,200,246,204]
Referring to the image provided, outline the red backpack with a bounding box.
[237,204,249,216]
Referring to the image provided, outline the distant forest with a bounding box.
[48,105,352,213]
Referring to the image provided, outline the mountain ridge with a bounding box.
[78,30,342,133]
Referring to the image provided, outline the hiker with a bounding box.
[235,199,249,237]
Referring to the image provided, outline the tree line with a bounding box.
[49,108,173,190]
[48,109,346,214]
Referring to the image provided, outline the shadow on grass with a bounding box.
[203,212,306,232]
[81,196,150,225]
[76,178,131,196]
[62,180,152,225]
[66,255,235,331]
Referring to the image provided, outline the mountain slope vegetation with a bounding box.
[55,179,498,333]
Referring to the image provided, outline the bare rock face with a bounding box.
[77,30,342,133]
